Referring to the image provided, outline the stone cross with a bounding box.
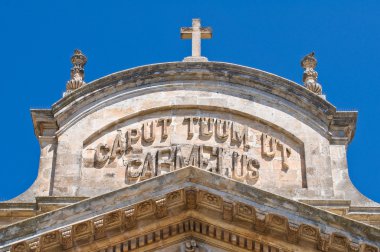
[181,18,212,62]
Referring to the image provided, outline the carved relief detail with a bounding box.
[59,228,73,250]
[269,214,287,229]
[142,121,156,143]
[11,242,28,252]
[317,233,331,252]
[105,210,122,226]
[301,52,323,95]
[84,116,303,187]
[64,49,87,96]
[262,133,279,158]
[126,128,141,151]
[362,244,379,252]
[41,232,58,246]
[184,239,198,252]
[6,188,377,252]
[231,123,249,150]
[186,189,197,209]
[215,119,230,140]
[158,118,171,139]
[231,151,260,182]
[348,242,360,252]
[262,133,292,170]
[254,212,268,234]
[28,239,40,252]
[200,117,214,137]
[287,223,300,244]
[137,201,153,216]
[236,203,255,220]
[300,224,319,240]
[199,191,222,210]
[95,143,110,164]
[92,218,106,240]
[331,233,347,248]
[124,208,137,229]
[166,190,183,205]
[74,221,90,235]
[222,201,233,221]
[154,198,168,218]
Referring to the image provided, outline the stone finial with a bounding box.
[64,49,87,97]
[301,52,322,95]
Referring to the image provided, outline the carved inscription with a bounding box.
[262,134,292,170]
[83,116,303,187]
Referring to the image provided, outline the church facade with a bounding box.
[0,19,379,252]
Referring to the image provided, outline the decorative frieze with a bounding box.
[7,188,379,252]
[199,191,222,210]
[154,198,168,218]
[137,201,153,217]
[222,201,234,221]
[362,244,379,252]
[268,213,287,231]
[236,203,255,221]
[348,242,360,252]
[92,218,106,240]
[73,221,91,237]
[166,190,183,206]
[11,242,28,252]
[41,231,59,248]
[287,222,300,244]
[331,233,348,250]
[28,239,40,252]
[105,210,122,226]
[317,233,331,252]
[185,189,197,209]
[124,208,137,229]
[254,212,268,234]
[59,228,73,250]
[300,224,319,241]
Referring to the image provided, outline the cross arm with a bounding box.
[180,27,213,39]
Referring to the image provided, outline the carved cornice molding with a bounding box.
[329,111,358,145]
[4,188,379,252]
[30,109,58,139]
[51,62,338,131]
[30,61,359,144]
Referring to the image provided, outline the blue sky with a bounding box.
[0,1,379,202]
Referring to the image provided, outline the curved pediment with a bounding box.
[51,62,337,133]
[23,61,370,208]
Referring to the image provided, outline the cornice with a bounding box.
[50,62,339,132]
[0,167,378,251]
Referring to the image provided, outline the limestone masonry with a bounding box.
[0,19,379,251]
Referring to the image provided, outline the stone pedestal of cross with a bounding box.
[180,18,212,62]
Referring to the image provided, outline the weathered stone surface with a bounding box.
[6,61,372,207]
[0,167,379,251]
[0,56,379,251]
